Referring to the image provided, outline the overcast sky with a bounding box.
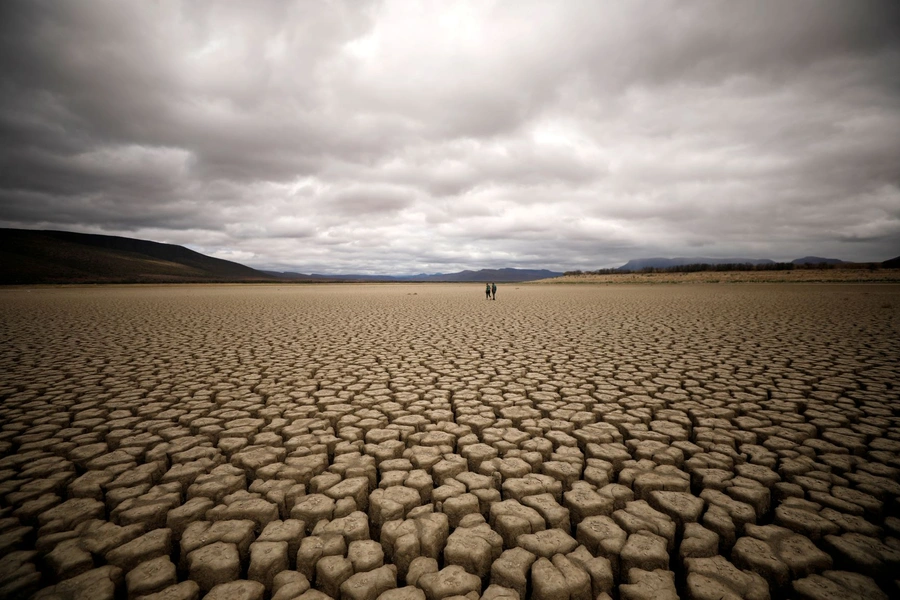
[1,1,899,273]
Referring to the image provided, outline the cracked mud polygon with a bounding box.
[1,283,898,600]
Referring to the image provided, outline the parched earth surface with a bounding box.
[1,283,898,600]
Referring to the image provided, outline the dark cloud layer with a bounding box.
[2,1,899,273]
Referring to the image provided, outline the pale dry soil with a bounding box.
[0,283,899,600]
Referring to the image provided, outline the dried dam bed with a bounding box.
[0,283,898,600]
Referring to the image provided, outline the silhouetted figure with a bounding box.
[485,283,491,300]
[491,282,497,300]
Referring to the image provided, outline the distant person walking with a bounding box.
[491,282,497,300]
[485,283,491,300]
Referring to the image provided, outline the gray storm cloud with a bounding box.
[1,0,899,273]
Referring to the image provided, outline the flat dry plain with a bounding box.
[1,283,899,600]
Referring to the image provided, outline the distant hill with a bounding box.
[265,268,563,282]
[0,228,276,284]
[618,257,775,271]
[791,256,844,265]
[884,256,900,269]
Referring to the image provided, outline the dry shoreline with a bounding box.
[533,268,900,285]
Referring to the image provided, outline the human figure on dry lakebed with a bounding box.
[491,282,497,300]
[485,283,491,300]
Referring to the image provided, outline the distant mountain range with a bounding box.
[3,228,893,284]
[422,268,563,282]
[617,256,848,270]
[263,268,563,283]
[0,229,561,284]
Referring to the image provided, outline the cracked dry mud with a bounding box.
[1,283,898,600]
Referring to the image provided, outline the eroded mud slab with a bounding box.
[1,283,898,600]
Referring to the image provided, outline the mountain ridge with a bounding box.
[0,229,562,284]
[4,228,892,284]
[263,268,563,282]
[615,256,867,270]
[791,256,844,265]
[0,228,275,284]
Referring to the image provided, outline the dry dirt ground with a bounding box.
[1,283,899,600]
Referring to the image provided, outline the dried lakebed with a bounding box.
[0,283,898,600]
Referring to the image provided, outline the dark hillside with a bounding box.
[0,229,275,284]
